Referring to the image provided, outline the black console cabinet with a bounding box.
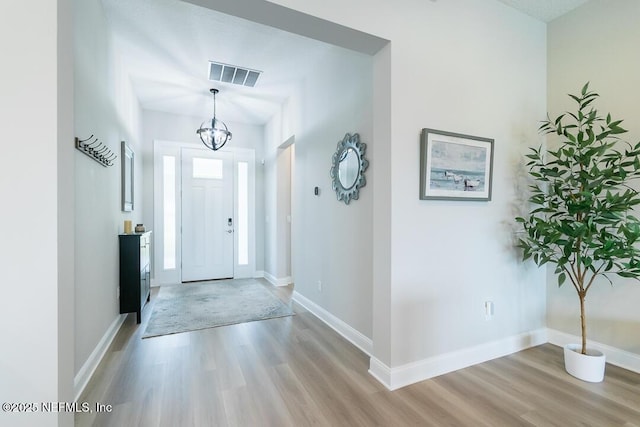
[119,231,151,323]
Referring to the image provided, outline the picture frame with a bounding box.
[121,141,134,211]
[420,128,494,201]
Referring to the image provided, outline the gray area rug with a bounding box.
[143,279,294,338]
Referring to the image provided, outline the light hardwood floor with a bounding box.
[77,280,640,426]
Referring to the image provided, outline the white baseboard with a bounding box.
[370,328,548,391]
[292,291,373,356]
[264,271,292,287]
[547,328,640,374]
[369,357,392,388]
[74,314,126,401]
[254,270,265,278]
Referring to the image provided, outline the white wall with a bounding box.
[385,0,547,368]
[265,45,374,338]
[264,111,282,278]
[74,0,144,375]
[261,0,549,373]
[276,145,292,278]
[263,131,293,282]
[0,0,74,425]
[371,43,392,365]
[58,0,76,423]
[547,0,640,354]
[141,110,266,275]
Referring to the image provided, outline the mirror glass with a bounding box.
[121,141,134,212]
[338,148,360,189]
[330,133,369,205]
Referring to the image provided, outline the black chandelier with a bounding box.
[196,88,232,151]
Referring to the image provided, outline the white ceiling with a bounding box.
[496,0,588,22]
[101,0,589,126]
[101,0,335,125]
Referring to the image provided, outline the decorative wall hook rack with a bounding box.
[75,135,117,167]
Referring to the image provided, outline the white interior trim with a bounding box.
[153,140,182,286]
[368,357,392,388]
[153,139,256,284]
[370,328,548,391]
[264,271,293,287]
[293,291,373,356]
[547,328,640,374]
[74,315,126,401]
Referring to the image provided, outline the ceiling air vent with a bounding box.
[208,61,262,87]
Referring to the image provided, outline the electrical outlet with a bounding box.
[317,280,322,292]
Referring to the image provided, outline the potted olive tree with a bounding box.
[516,83,640,382]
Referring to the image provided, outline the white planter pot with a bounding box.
[563,344,606,383]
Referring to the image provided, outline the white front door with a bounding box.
[181,148,234,281]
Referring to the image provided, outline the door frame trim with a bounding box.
[153,139,256,285]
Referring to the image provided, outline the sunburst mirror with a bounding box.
[330,133,369,204]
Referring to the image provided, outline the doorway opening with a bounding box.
[153,140,256,286]
[276,137,294,285]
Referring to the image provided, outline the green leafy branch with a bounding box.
[515,83,640,354]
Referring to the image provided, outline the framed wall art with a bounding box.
[419,128,494,201]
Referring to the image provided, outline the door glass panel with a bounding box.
[238,161,248,265]
[163,155,176,269]
[193,158,223,179]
